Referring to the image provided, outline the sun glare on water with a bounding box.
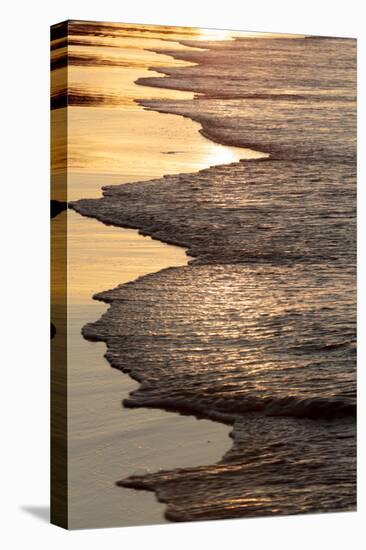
[202,144,268,167]
[198,28,235,41]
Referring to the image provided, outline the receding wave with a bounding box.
[70,158,356,264]
[76,263,355,428]
[118,414,356,521]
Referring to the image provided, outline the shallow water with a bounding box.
[53,21,356,525]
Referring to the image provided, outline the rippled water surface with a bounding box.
[53,20,356,524]
[84,263,355,419]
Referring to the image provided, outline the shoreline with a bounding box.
[66,33,253,528]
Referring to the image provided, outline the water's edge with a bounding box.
[65,35,255,528]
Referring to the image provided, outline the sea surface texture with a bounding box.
[70,28,357,521]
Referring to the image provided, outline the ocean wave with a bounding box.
[70,158,356,265]
[79,263,356,427]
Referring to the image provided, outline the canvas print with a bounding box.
[50,20,356,529]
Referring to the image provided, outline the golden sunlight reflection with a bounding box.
[203,144,268,167]
[198,28,235,41]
